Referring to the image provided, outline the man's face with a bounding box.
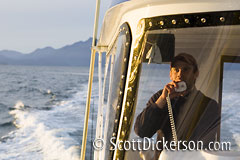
[170,61,199,90]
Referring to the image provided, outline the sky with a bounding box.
[0,0,111,53]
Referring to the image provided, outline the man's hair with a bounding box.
[171,53,199,73]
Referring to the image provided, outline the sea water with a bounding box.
[0,65,98,160]
[0,65,239,160]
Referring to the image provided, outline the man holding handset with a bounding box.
[134,53,220,160]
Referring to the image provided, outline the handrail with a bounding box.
[80,0,101,159]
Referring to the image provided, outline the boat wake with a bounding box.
[0,86,94,160]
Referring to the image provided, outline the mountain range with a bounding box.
[0,38,93,66]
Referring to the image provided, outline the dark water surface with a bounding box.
[0,65,98,160]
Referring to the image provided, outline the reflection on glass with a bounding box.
[221,62,240,151]
[127,25,240,157]
[129,63,170,139]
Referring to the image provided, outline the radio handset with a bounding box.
[174,81,187,92]
[166,81,187,146]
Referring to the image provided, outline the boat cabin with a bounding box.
[82,0,240,159]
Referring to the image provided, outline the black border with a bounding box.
[145,10,240,30]
[108,22,132,159]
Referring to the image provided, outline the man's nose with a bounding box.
[177,69,183,77]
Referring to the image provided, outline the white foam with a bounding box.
[9,106,36,129]
[233,133,240,149]
[13,101,25,110]
[0,82,99,160]
[47,89,52,94]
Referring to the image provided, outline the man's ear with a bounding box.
[194,70,199,80]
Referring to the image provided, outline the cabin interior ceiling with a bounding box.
[175,26,240,99]
[147,25,240,56]
[145,25,240,100]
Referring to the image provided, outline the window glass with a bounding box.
[129,63,170,139]
[128,25,240,152]
[103,29,131,159]
[221,62,240,151]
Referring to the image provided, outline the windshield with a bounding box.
[126,25,240,158]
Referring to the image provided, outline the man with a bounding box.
[134,53,220,160]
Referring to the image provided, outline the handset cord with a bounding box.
[166,93,178,145]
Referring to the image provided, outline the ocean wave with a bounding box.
[9,101,31,111]
[7,86,57,100]
[0,122,13,127]
[0,83,96,160]
[0,81,100,160]
[0,103,7,113]
[0,103,7,108]
[7,85,40,93]
[233,133,240,150]
[0,130,15,143]
[3,104,80,160]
